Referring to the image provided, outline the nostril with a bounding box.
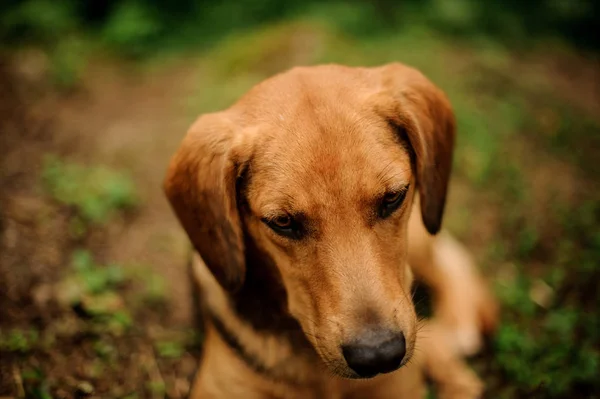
[342,332,406,378]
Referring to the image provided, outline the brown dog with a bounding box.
[164,63,498,399]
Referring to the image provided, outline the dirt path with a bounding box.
[52,60,200,325]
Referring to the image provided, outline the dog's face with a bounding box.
[243,119,418,377]
[164,64,455,379]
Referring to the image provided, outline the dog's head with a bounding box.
[164,64,455,379]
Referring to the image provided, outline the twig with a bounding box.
[145,346,166,399]
[12,363,25,398]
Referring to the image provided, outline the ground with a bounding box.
[0,20,599,398]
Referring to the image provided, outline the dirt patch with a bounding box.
[49,60,198,324]
[0,55,199,397]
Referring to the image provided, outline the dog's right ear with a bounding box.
[164,112,249,292]
[369,63,456,235]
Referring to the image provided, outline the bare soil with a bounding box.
[1,55,200,397]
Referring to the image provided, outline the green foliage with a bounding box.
[55,249,170,340]
[155,340,184,359]
[1,0,598,91]
[53,249,133,336]
[146,380,166,395]
[42,156,138,230]
[97,310,134,336]
[2,0,600,59]
[0,0,76,44]
[490,198,600,397]
[494,306,600,397]
[93,338,117,360]
[126,263,169,305]
[101,1,161,57]
[0,329,40,353]
[71,249,125,294]
[49,37,89,89]
[141,273,167,304]
[0,1,88,88]
[22,368,53,399]
[303,2,387,37]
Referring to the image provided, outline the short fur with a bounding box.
[164,63,498,399]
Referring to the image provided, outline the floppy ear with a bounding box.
[163,112,249,292]
[373,63,456,235]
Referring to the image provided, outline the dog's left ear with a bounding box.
[163,112,252,292]
[371,63,456,235]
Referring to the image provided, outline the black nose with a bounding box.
[342,331,406,378]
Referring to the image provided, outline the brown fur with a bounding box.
[164,63,498,398]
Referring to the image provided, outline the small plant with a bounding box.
[155,340,184,359]
[0,329,40,353]
[493,309,600,397]
[127,263,169,306]
[42,155,138,231]
[56,250,133,335]
[492,203,600,397]
[49,36,89,89]
[71,249,125,294]
[146,380,166,396]
[62,249,126,299]
[22,367,53,399]
[101,1,161,57]
[93,338,117,360]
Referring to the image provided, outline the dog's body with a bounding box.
[164,64,497,398]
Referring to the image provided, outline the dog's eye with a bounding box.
[379,187,409,219]
[263,214,303,239]
[273,215,292,228]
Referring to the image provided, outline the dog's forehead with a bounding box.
[239,65,375,103]
[234,66,412,214]
[243,89,411,215]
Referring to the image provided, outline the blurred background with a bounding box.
[0,0,598,398]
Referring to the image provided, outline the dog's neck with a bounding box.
[191,247,323,385]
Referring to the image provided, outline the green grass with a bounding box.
[53,249,132,337]
[5,0,599,89]
[42,155,138,236]
[0,156,195,396]
[22,368,53,399]
[155,340,185,359]
[0,329,40,353]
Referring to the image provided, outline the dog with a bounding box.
[164,63,498,398]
